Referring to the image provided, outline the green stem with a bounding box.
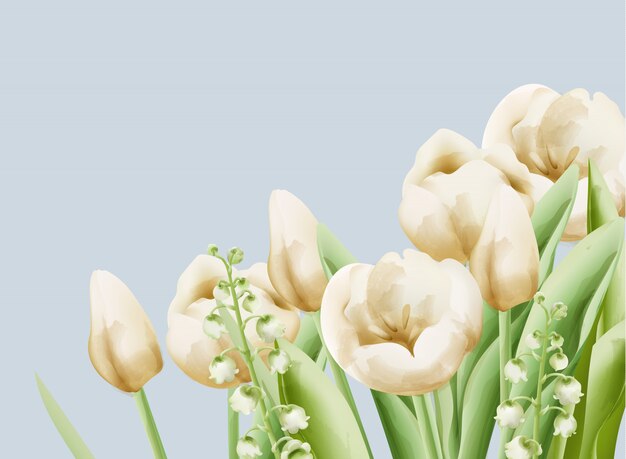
[133,388,167,459]
[310,311,373,459]
[533,322,550,459]
[413,394,443,459]
[225,267,280,459]
[228,388,239,459]
[498,309,511,456]
[432,390,448,459]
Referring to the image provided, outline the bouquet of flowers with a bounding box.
[38,84,625,459]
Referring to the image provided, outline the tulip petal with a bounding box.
[470,185,539,311]
[240,262,297,311]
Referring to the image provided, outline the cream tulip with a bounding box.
[483,84,625,240]
[320,249,482,395]
[88,270,163,393]
[167,256,300,388]
[268,190,328,312]
[399,129,535,263]
[469,185,539,311]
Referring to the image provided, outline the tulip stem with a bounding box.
[310,311,373,459]
[227,388,239,459]
[412,394,443,459]
[498,309,511,455]
[225,263,281,459]
[133,388,167,459]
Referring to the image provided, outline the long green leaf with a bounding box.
[294,313,323,361]
[35,374,95,459]
[277,339,370,459]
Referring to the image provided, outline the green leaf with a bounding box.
[594,389,624,459]
[587,159,619,233]
[579,320,625,458]
[371,390,426,459]
[531,164,579,284]
[35,374,95,459]
[317,223,357,277]
[294,313,323,362]
[277,339,370,459]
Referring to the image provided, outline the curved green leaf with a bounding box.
[277,339,370,459]
[35,374,95,459]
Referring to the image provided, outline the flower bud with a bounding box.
[234,277,249,295]
[228,247,245,265]
[469,185,539,311]
[495,400,525,429]
[202,314,227,339]
[549,352,569,371]
[554,376,583,405]
[278,404,310,434]
[504,436,542,459]
[213,281,232,305]
[236,436,262,459]
[280,439,313,459]
[524,331,542,350]
[268,349,292,375]
[549,332,564,349]
[88,270,163,392]
[551,302,568,320]
[504,358,528,384]
[207,244,219,256]
[242,293,260,313]
[534,291,546,305]
[553,413,577,438]
[229,385,263,415]
[209,355,239,384]
[256,314,286,343]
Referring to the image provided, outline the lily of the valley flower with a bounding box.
[268,349,292,374]
[553,413,578,438]
[469,185,539,311]
[554,377,584,406]
[209,355,239,384]
[320,249,483,395]
[549,352,569,371]
[280,439,313,459]
[202,314,227,339]
[278,405,310,434]
[256,315,286,343]
[549,333,564,350]
[268,190,329,312]
[237,436,263,459]
[551,302,568,320]
[483,84,625,240]
[229,385,263,415]
[88,270,163,393]
[504,358,528,384]
[495,400,525,429]
[524,331,542,350]
[399,129,535,264]
[167,256,300,388]
[504,436,542,459]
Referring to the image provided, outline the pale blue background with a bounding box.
[1,1,624,457]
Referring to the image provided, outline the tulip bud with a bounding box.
[551,302,568,320]
[268,349,292,375]
[495,400,525,429]
[524,331,542,350]
[504,358,528,384]
[256,315,286,343]
[277,404,310,434]
[202,314,227,339]
[228,247,245,265]
[280,439,313,459]
[229,385,263,415]
[470,185,539,311]
[504,436,542,459]
[554,377,584,406]
[88,270,163,393]
[209,355,239,384]
[549,352,569,371]
[268,190,328,312]
[553,413,577,438]
[236,436,263,459]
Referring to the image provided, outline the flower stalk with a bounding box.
[412,394,443,459]
[133,388,167,459]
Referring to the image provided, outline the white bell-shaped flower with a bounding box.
[504,358,528,384]
[524,331,542,350]
[549,352,569,371]
[553,413,577,438]
[268,349,292,375]
[278,404,310,435]
[256,315,286,343]
[236,435,262,459]
[202,313,227,339]
[495,400,525,429]
[504,435,542,459]
[554,377,584,406]
[229,385,263,415]
[209,355,239,384]
[280,439,313,459]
